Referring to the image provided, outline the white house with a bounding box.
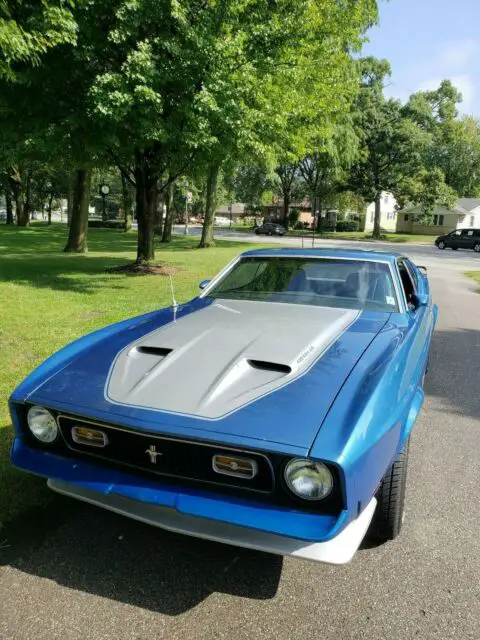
[363,192,398,232]
[396,198,480,235]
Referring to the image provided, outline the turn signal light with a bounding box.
[72,425,108,448]
[212,454,258,479]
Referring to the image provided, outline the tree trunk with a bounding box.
[134,150,157,263]
[47,195,53,225]
[25,168,33,220]
[161,180,174,243]
[121,172,133,232]
[67,173,74,223]
[154,191,164,236]
[64,168,91,253]
[6,189,14,224]
[15,194,27,226]
[283,192,290,228]
[373,195,381,239]
[199,163,220,248]
[9,169,28,227]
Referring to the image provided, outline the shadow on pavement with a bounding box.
[2,501,282,614]
[426,328,480,421]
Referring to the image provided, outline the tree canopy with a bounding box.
[0,0,77,81]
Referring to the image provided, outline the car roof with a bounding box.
[241,247,404,265]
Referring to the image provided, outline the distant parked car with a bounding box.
[435,228,480,252]
[255,222,286,236]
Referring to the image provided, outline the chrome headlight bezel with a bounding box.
[283,458,334,501]
[26,405,59,444]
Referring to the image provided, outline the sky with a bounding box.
[362,0,480,116]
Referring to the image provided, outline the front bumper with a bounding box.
[48,478,376,564]
[12,438,376,564]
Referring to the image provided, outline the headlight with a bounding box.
[27,406,58,443]
[284,458,333,501]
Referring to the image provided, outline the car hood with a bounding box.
[106,300,360,418]
[28,299,389,452]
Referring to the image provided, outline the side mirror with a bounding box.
[199,279,211,290]
[410,293,428,310]
[417,265,427,273]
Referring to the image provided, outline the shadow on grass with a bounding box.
[0,254,132,294]
[0,224,257,293]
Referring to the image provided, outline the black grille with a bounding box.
[58,416,274,493]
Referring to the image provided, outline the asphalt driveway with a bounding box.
[1,251,479,640]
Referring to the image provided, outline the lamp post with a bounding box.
[100,183,110,221]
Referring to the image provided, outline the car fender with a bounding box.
[310,310,433,523]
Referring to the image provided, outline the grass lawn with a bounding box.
[0,222,272,525]
[229,224,435,244]
[466,272,480,286]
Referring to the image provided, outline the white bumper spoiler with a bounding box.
[48,478,376,565]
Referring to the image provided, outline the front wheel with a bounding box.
[474,243,480,253]
[367,437,410,542]
[452,246,458,250]
[437,241,446,250]
[255,229,260,235]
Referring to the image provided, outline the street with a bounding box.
[1,239,480,640]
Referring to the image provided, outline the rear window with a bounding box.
[207,257,399,312]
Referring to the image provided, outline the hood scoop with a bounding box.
[134,346,173,358]
[247,360,292,375]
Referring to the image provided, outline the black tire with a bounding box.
[474,243,480,253]
[437,240,446,249]
[452,246,458,250]
[255,229,260,235]
[268,231,273,236]
[368,437,410,542]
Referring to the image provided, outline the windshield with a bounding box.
[207,257,399,312]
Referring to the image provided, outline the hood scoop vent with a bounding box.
[135,346,173,358]
[247,360,292,375]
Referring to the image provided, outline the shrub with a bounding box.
[335,220,359,232]
[88,219,125,229]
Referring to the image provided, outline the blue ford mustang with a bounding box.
[9,248,437,564]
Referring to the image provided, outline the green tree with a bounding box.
[0,0,77,81]
[430,116,480,197]
[86,0,378,257]
[225,164,275,210]
[347,58,430,237]
[398,167,457,222]
[402,79,480,204]
[299,122,358,228]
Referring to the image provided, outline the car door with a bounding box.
[396,259,432,396]
[456,229,474,249]
[447,230,462,247]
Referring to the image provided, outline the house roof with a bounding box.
[400,198,480,216]
[456,198,480,212]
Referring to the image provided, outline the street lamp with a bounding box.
[99,183,110,221]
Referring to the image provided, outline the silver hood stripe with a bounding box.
[105,299,360,420]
